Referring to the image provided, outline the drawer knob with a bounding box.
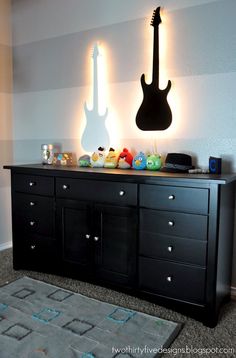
[29,181,36,187]
[168,221,174,227]
[167,276,173,282]
[94,236,99,242]
[29,201,35,206]
[30,245,36,250]
[167,246,173,252]
[62,184,69,190]
[85,234,91,239]
[119,190,125,196]
[168,195,175,200]
[29,221,36,227]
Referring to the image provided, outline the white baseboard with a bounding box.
[0,241,12,251]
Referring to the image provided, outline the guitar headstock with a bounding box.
[151,7,162,27]
[92,43,100,59]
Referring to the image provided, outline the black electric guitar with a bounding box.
[136,7,172,130]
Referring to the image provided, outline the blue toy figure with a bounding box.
[132,152,147,170]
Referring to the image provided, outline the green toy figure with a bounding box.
[146,154,162,171]
[78,154,91,167]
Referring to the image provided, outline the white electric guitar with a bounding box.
[81,44,110,151]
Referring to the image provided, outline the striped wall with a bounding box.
[0,0,13,249]
[11,0,236,287]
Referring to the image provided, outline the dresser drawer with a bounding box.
[140,208,208,241]
[56,178,137,206]
[140,233,207,266]
[140,184,209,214]
[14,193,53,215]
[20,235,58,269]
[15,216,54,237]
[139,257,206,303]
[14,195,54,237]
[13,174,54,196]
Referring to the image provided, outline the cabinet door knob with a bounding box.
[29,201,35,206]
[119,190,125,196]
[94,236,99,242]
[168,221,174,227]
[167,276,173,282]
[29,181,36,187]
[29,221,36,227]
[85,234,91,239]
[30,245,36,250]
[168,195,175,200]
[62,184,69,190]
[167,246,173,252]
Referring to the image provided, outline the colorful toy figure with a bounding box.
[53,152,75,166]
[132,151,147,170]
[78,154,91,167]
[104,148,119,169]
[90,147,106,167]
[118,148,133,169]
[146,154,162,171]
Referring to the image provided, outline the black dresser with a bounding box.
[4,164,236,327]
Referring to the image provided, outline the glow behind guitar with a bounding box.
[81,44,110,151]
[136,7,172,131]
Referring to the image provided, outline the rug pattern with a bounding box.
[0,277,181,357]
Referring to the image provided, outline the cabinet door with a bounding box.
[93,205,137,287]
[56,199,93,276]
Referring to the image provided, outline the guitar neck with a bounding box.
[93,57,99,111]
[152,25,160,88]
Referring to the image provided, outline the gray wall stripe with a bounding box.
[11,0,220,47]
[0,44,12,93]
[13,0,236,93]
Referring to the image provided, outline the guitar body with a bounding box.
[81,102,109,152]
[136,74,172,131]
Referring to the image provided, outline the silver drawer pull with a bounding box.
[62,184,69,190]
[168,221,174,227]
[167,276,173,282]
[29,181,36,187]
[167,246,173,252]
[29,221,36,227]
[168,195,175,200]
[119,190,125,196]
[94,236,99,242]
[85,234,91,239]
[29,201,35,206]
[30,245,36,250]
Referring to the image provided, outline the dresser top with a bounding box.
[4,163,236,185]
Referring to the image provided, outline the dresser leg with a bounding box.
[202,311,218,328]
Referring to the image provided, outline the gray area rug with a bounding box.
[0,277,181,358]
[1,249,236,358]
